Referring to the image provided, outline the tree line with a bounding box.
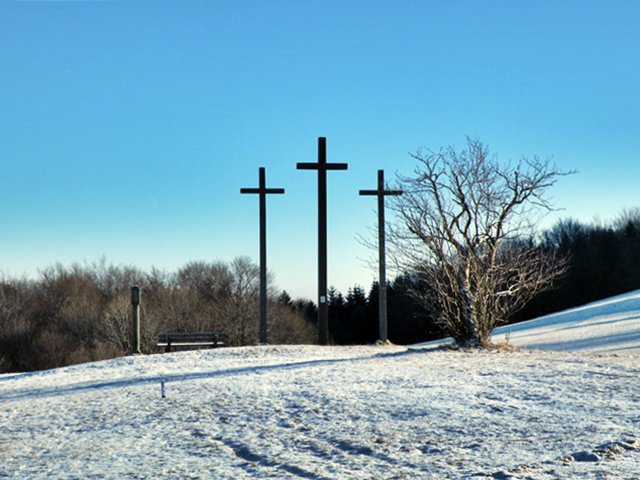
[0,257,316,373]
[514,209,640,322]
[2,210,638,372]
[311,208,640,346]
[308,139,640,348]
[278,274,445,346]
[3,138,638,371]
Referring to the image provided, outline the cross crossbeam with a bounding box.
[297,137,348,345]
[240,167,285,344]
[359,169,402,343]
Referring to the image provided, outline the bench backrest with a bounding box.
[158,332,226,344]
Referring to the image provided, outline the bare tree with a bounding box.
[98,292,131,353]
[390,138,572,347]
[221,256,260,345]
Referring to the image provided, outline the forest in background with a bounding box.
[311,209,640,346]
[2,209,640,373]
[0,257,316,373]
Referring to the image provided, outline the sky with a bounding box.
[1,0,639,300]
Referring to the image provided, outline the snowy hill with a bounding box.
[492,289,640,353]
[1,292,639,479]
[416,289,640,354]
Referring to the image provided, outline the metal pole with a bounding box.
[258,168,268,344]
[130,285,141,355]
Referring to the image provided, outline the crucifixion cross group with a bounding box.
[241,137,402,346]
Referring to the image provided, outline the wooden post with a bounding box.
[241,167,285,344]
[359,170,402,343]
[130,285,142,355]
[297,137,348,345]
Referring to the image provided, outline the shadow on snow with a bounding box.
[0,348,430,403]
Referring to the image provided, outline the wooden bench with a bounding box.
[157,332,226,353]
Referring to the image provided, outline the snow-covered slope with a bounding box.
[1,292,639,479]
[492,289,640,353]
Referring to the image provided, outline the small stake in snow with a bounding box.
[129,286,142,355]
[297,137,348,345]
[359,170,402,343]
[161,381,166,399]
[241,167,285,344]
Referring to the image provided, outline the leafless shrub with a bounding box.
[0,354,9,373]
[98,292,131,353]
[30,330,83,370]
[267,303,317,344]
[219,257,260,346]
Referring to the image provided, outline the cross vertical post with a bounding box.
[297,137,348,345]
[241,167,285,344]
[359,169,402,343]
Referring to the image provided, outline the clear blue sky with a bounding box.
[1,0,639,300]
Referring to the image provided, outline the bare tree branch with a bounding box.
[389,138,574,347]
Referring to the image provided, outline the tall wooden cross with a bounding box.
[359,169,402,343]
[297,137,348,345]
[241,167,285,344]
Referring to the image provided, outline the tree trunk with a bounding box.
[462,266,479,347]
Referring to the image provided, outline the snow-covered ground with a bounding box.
[1,293,639,479]
[492,289,640,353]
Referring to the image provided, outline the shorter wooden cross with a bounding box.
[241,167,285,344]
[359,169,402,343]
